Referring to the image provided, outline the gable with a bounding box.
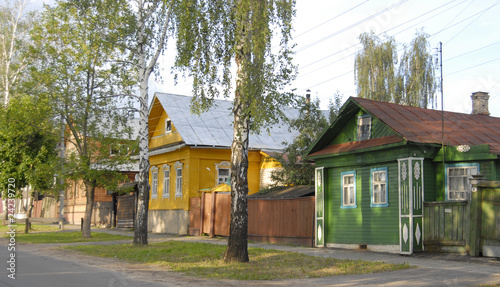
[308,98,402,156]
[149,96,184,149]
[152,92,300,151]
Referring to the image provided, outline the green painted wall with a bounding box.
[324,162,400,245]
[329,110,398,146]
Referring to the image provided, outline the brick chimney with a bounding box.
[471,92,489,115]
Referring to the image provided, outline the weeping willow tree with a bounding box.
[354,31,436,108]
[174,0,297,262]
[354,32,397,103]
[396,31,436,108]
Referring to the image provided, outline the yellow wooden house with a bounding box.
[147,93,299,234]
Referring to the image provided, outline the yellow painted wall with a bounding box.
[149,109,183,149]
[148,100,282,212]
[148,147,265,211]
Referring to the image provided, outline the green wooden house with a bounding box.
[307,93,500,254]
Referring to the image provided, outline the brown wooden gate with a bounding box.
[117,194,135,228]
[189,192,315,246]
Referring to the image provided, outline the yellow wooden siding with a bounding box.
[149,109,183,149]
[148,147,265,211]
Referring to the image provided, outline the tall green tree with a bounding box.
[123,0,175,245]
[30,0,135,238]
[354,31,436,108]
[174,0,297,262]
[0,94,58,199]
[354,32,397,103]
[0,0,33,106]
[0,0,37,106]
[396,31,436,108]
[271,95,329,187]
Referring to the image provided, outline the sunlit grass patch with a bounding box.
[6,231,131,243]
[66,241,411,280]
[0,223,60,233]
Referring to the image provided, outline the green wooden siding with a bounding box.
[324,163,400,245]
[329,110,398,146]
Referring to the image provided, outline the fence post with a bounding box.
[469,174,485,257]
[210,192,217,238]
[200,192,205,235]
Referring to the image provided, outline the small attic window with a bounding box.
[357,115,371,141]
[165,118,172,133]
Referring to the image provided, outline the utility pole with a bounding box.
[58,116,65,230]
[438,42,445,192]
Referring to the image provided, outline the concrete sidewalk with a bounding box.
[65,225,500,286]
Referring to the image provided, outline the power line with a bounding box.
[430,0,476,42]
[446,57,500,76]
[444,0,499,45]
[298,2,500,91]
[296,0,408,53]
[293,0,370,39]
[445,41,500,62]
[297,0,461,72]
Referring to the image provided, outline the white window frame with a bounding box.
[371,167,389,207]
[165,118,172,134]
[175,161,183,198]
[341,171,356,208]
[357,115,371,141]
[162,164,170,199]
[151,166,158,200]
[446,164,479,201]
[215,161,231,186]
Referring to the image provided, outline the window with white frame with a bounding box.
[162,164,170,199]
[175,161,183,198]
[165,118,172,133]
[357,115,371,141]
[215,161,231,186]
[447,164,478,200]
[371,168,388,207]
[151,166,158,200]
[341,171,356,208]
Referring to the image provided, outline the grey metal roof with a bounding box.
[155,93,300,151]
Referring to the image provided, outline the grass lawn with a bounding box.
[4,231,132,244]
[67,241,411,280]
[0,223,60,233]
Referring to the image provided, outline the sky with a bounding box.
[33,0,500,117]
[157,0,500,117]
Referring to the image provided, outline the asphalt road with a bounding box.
[0,227,499,287]
[0,242,172,287]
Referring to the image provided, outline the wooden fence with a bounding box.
[423,201,470,254]
[476,181,500,257]
[423,178,500,257]
[189,192,315,246]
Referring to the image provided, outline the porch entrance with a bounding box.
[398,158,424,255]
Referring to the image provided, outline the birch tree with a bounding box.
[396,31,436,108]
[355,31,436,108]
[0,0,36,106]
[174,0,297,262]
[30,0,135,238]
[123,0,174,245]
[354,32,397,103]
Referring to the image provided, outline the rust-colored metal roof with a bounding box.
[309,135,404,157]
[352,98,500,154]
[248,185,314,199]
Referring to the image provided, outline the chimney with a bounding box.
[305,89,311,116]
[471,92,489,115]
